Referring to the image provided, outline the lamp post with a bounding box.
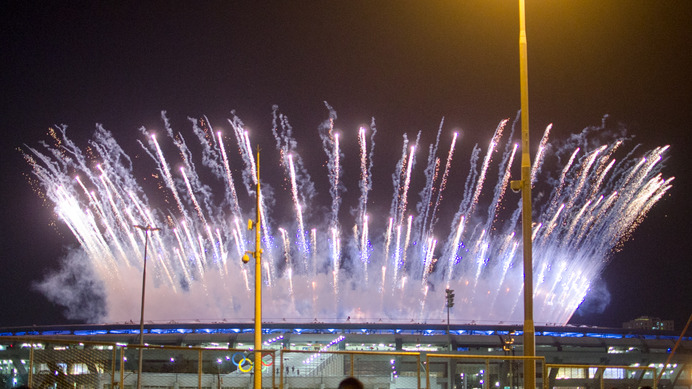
[134,224,160,389]
[242,146,263,389]
[510,0,536,388]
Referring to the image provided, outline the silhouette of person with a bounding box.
[338,377,364,389]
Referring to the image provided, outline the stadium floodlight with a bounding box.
[445,288,455,335]
[445,288,455,308]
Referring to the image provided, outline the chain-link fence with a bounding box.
[1,337,681,389]
[1,339,117,389]
[278,349,421,389]
[0,338,280,389]
[426,353,546,389]
[544,364,660,389]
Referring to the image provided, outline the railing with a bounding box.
[0,338,280,389]
[1,337,686,389]
[544,363,658,389]
[278,349,421,389]
[426,353,546,389]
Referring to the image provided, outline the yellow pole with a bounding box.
[198,349,203,389]
[254,147,263,389]
[656,314,692,385]
[518,1,536,388]
[28,345,34,388]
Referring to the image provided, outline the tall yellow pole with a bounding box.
[518,0,536,388]
[254,147,263,389]
[656,314,692,385]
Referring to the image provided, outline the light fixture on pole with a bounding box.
[134,224,160,389]
[445,288,455,335]
[510,0,536,388]
[241,146,263,389]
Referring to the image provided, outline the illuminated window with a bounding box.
[70,363,89,375]
[589,368,624,379]
[556,368,586,379]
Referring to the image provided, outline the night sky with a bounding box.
[1,1,690,329]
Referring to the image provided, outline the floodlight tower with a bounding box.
[445,288,455,335]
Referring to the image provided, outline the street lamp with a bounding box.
[509,0,536,388]
[133,224,160,389]
[241,146,263,389]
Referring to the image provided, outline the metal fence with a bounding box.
[544,364,658,389]
[426,353,546,389]
[278,349,421,389]
[0,337,681,389]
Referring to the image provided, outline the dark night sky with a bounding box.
[1,1,690,329]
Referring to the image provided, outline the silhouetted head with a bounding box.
[338,377,364,389]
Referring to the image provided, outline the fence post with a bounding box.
[416,354,421,389]
[280,349,284,389]
[28,344,34,388]
[110,346,116,389]
[600,368,604,389]
[198,349,203,389]
[350,353,354,376]
[485,359,490,389]
[542,360,548,389]
[425,355,430,389]
[119,346,125,389]
[271,351,276,389]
